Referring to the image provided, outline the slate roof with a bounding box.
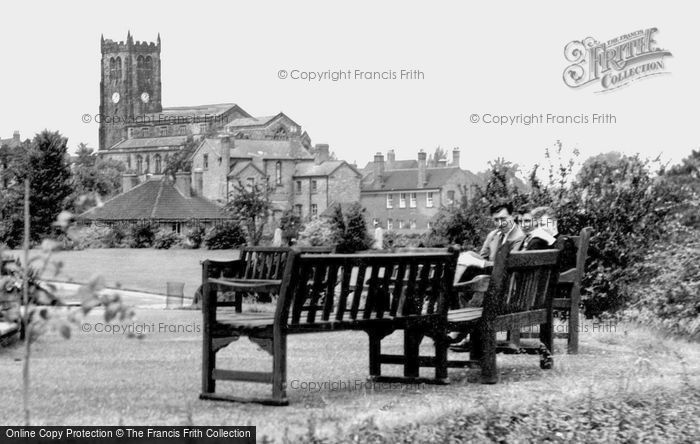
[229,161,265,178]
[294,161,360,177]
[361,167,475,191]
[78,179,227,221]
[361,159,418,173]
[196,137,314,161]
[142,103,246,120]
[108,136,189,150]
[225,115,277,128]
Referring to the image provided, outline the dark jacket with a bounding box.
[524,234,577,271]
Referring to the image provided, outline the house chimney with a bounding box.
[452,147,461,167]
[314,143,329,164]
[121,173,138,193]
[373,152,385,189]
[437,158,447,167]
[386,149,396,169]
[417,150,427,188]
[12,131,20,143]
[194,168,203,196]
[175,172,191,198]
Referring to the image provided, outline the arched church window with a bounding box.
[145,155,150,173]
[275,161,282,185]
[154,154,162,174]
[115,56,122,80]
[136,155,143,174]
[273,127,287,140]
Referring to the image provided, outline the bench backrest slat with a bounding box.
[276,251,458,326]
[237,246,332,281]
[484,245,561,318]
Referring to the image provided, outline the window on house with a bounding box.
[276,161,282,185]
[136,155,143,174]
[142,127,149,138]
[311,180,318,193]
[372,218,380,227]
[199,123,207,134]
[386,194,393,209]
[295,180,302,194]
[160,126,167,137]
[427,221,433,230]
[145,155,150,173]
[387,219,393,231]
[447,190,455,206]
[399,193,407,208]
[154,154,162,174]
[246,177,255,191]
[203,154,209,170]
[410,219,417,229]
[294,204,303,217]
[398,220,405,229]
[178,125,186,135]
[311,204,318,218]
[426,192,434,208]
[127,155,131,170]
[410,193,417,208]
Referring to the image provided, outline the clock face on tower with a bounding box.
[111,92,120,104]
[141,92,150,103]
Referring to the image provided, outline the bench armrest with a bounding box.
[454,274,490,294]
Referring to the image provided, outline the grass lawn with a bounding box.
[1,306,698,442]
[7,248,238,297]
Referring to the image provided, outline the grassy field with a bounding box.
[1,305,698,442]
[7,248,237,296]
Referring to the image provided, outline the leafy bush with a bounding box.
[185,224,206,249]
[620,222,700,339]
[65,224,113,249]
[335,202,372,253]
[153,229,181,249]
[279,209,302,244]
[204,221,246,249]
[297,218,336,247]
[128,222,156,248]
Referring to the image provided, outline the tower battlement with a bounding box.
[100,32,161,54]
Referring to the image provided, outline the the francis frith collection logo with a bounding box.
[563,28,672,93]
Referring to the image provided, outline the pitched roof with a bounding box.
[294,160,361,178]
[229,160,265,178]
[196,137,314,161]
[0,136,22,149]
[142,103,248,120]
[225,115,277,128]
[78,179,227,221]
[361,167,475,191]
[108,135,189,150]
[362,159,418,173]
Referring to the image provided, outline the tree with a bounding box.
[70,144,125,213]
[279,209,302,243]
[335,202,371,253]
[428,146,448,167]
[163,136,198,180]
[225,180,272,246]
[0,131,73,246]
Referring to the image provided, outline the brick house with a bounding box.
[360,148,479,233]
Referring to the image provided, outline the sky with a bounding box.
[0,1,697,175]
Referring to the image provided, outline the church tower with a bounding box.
[99,32,163,151]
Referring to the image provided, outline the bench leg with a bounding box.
[403,328,422,379]
[568,303,579,354]
[201,282,216,394]
[271,331,287,403]
[433,333,449,382]
[368,331,382,379]
[479,321,498,384]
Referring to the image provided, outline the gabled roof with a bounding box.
[294,160,362,178]
[361,167,475,192]
[141,103,250,120]
[224,112,299,130]
[194,137,314,161]
[229,160,265,178]
[362,159,418,173]
[108,135,189,150]
[78,179,227,221]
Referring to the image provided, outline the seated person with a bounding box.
[521,206,577,271]
[454,202,526,286]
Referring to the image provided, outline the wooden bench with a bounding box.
[446,243,562,383]
[196,246,332,310]
[200,249,458,405]
[516,227,592,353]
